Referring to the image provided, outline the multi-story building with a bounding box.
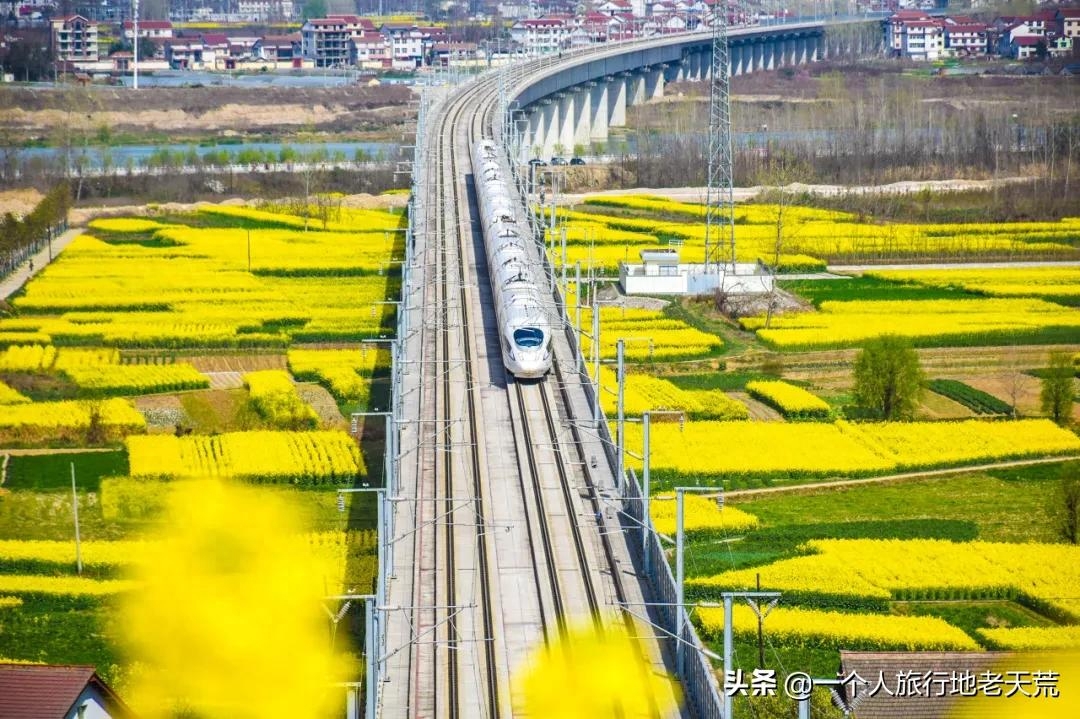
[122,19,173,40]
[300,15,376,67]
[255,34,302,63]
[380,24,427,68]
[900,19,944,60]
[237,0,296,22]
[52,14,99,64]
[886,9,931,56]
[1058,8,1079,44]
[510,16,572,55]
[943,21,988,55]
[354,34,391,69]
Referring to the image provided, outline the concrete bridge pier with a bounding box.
[628,71,647,105]
[573,84,593,150]
[538,99,557,159]
[751,41,763,73]
[644,66,665,101]
[557,92,576,155]
[733,43,747,75]
[609,74,628,128]
[589,81,609,143]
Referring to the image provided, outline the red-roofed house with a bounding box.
[886,10,930,55]
[122,20,172,40]
[943,22,988,55]
[1059,8,1080,44]
[353,34,390,68]
[889,17,945,61]
[510,17,572,55]
[1010,34,1045,59]
[51,15,98,64]
[598,0,632,14]
[0,663,136,719]
[255,34,302,63]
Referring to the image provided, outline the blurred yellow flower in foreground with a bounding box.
[948,652,1079,719]
[518,622,681,718]
[120,480,349,718]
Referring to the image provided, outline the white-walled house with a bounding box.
[0,664,136,719]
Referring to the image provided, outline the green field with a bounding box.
[3,451,128,492]
[683,463,1074,684]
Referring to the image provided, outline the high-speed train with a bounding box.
[472,139,553,379]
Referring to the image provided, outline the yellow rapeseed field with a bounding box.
[692,538,1080,624]
[744,297,1080,350]
[580,306,723,362]
[1,204,403,350]
[621,418,1080,481]
[287,347,390,403]
[744,380,831,419]
[698,604,980,651]
[0,398,146,441]
[551,197,1079,273]
[87,217,170,233]
[0,574,135,596]
[0,380,29,404]
[976,626,1080,651]
[126,430,363,484]
[867,266,1080,303]
[595,366,748,420]
[244,370,319,429]
[648,493,759,536]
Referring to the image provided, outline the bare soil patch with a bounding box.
[298,383,346,429]
[0,189,45,218]
[1,84,415,138]
[916,391,976,421]
[182,354,285,373]
[729,391,784,421]
[204,371,245,390]
[134,394,189,432]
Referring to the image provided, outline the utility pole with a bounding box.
[720,591,780,719]
[592,289,601,428]
[642,410,650,575]
[133,0,140,90]
[616,339,625,492]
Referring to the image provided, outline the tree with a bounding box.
[1040,352,1075,426]
[1050,468,1080,544]
[302,0,328,20]
[853,335,925,421]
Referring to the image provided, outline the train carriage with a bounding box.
[472,140,553,378]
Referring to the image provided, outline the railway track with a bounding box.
[387,58,685,718]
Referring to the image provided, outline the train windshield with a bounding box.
[513,328,545,348]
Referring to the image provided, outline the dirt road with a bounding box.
[726,454,1078,500]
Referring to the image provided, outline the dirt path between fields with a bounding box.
[1,447,119,456]
[726,454,1078,500]
[561,177,1034,205]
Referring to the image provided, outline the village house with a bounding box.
[510,16,573,55]
[236,0,296,22]
[122,19,173,40]
[942,18,989,56]
[0,663,136,719]
[254,34,302,64]
[51,14,98,65]
[300,15,377,67]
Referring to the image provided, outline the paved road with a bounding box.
[0,228,82,301]
[726,454,1077,499]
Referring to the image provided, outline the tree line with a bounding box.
[0,182,71,279]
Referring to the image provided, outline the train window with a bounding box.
[513,328,544,348]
